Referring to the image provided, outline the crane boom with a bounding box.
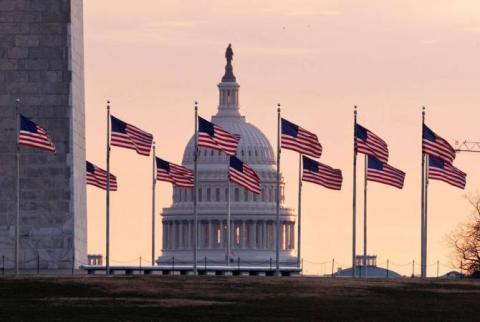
[455,140,480,153]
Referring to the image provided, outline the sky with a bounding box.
[83,0,480,276]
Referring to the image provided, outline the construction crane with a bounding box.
[455,141,480,153]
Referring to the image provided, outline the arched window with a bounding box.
[244,189,249,202]
[215,188,220,202]
[206,188,211,202]
[198,188,203,202]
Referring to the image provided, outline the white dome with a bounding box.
[182,115,276,167]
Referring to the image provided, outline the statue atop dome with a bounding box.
[225,43,233,64]
[222,43,236,82]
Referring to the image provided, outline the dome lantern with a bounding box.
[216,44,241,119]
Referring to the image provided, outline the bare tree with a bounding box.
[448,195,480,277]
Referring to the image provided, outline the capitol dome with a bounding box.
[158,45,296,268]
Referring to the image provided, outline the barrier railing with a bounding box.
[0,253,463,278]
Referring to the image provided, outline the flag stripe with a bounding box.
[428,156,466,189]
[156,157,194,188]
[281,118,322,158]
[229,156,261,194]
[366,156,405,189]
[111,115,153,156]
[422,124,456,163]
[86,161,118,191]
[198,117,239,156]
[18,115,56,153]
[356,123,389,163]
[301,156,342,190]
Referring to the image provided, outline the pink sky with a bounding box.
[83,1,480,275]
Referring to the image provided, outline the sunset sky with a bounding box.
[83,1,480,275]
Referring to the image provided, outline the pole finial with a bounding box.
[277,103,281,113]
[194,101,198,111]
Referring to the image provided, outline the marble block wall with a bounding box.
[0,0,87,269]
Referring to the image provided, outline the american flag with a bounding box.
[110,115,153,156]
[366,156,405,189]
[302,155,342,190]
[229,155,261,194]
[18,115,56,153]
[356,123,389,163]
[156,157,194,188]
[198,117,240,156]
[423,124,456,164]
[86,161,118,191]
[428,155,466,189]
[281,118,322,158]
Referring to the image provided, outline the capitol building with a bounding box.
[158,45,297,267]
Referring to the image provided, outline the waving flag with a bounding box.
[356,124,388,163]
[428,155,466,189]
[367,156,405,189]
[18,115,56,153]
[302,156,342,190]
[110,116,153,156]
[229,156,261,194]
[86,161,117,191]
[281,118,322,158]
[156,157,194,188]
[422,124,455,164]
[198,117,239,156]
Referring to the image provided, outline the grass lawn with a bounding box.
[0,276,479,321]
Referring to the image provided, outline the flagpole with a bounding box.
[106,100,111,275]
[15,98,20,275]
[352,106,358,278]
[297,154,302,268]
[424,155,429,278]
[193,101,199,275]
[151,142,156,266]
[420,106,425,278]
[227,180,231,266]
[363,155,368,278]
[276,104,281,276]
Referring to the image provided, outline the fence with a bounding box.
[0,253,463,278]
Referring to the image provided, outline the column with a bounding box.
[290,222,295,249]
[187,220,192,249]
[162,222,167,250]
[208,221,213,249]
[178,222,183,249]
[252,221,257,249]
[263,221,267,249]
[241,221,247,249]
[171,221,176,249]
[190,220,195,249]
[183,221,188,249]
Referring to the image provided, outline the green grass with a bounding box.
[0,276,479,321]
